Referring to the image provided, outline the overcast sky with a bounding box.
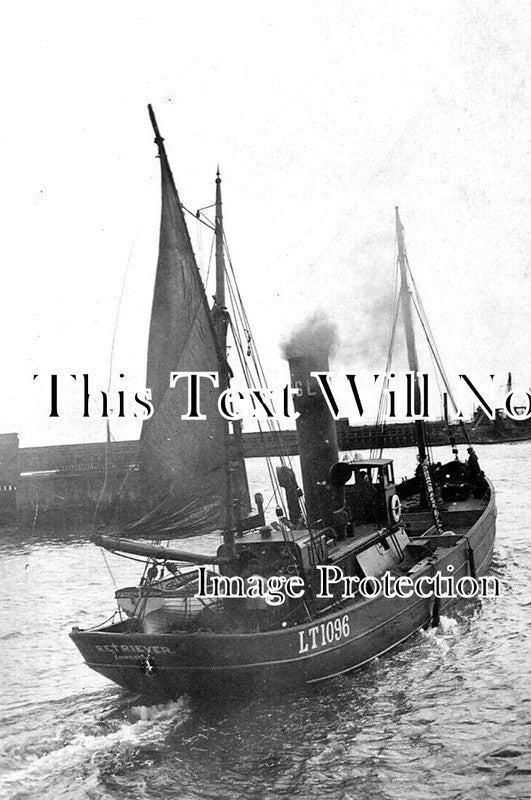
[1,0,529,446]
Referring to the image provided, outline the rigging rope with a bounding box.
[371,253,400,458]
[370,236,471,463]
[223,233,295,464]
[94,242,134,535]
[221,229,304,518]
[406,260,471,445]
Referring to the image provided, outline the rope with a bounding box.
[407,263,471,447]
[224,244,294,464]
[373,234,473,462]
[30,491,39,537]
[100,546,119,593]
[93,420,111,523]
[222,230,300,515]
[93,243,134,524]
[371,253,400,458]
[406,259,460,415]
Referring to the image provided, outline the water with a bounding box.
[1,444,530,800]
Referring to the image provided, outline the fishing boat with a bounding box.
[70,107,497,700]
[467,373,531,443]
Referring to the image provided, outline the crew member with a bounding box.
[467,446,481,479]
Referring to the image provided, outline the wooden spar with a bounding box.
[214,168,226,310]
[212,171,252,545]
[395,208,444,533]
[92,532,230,566]
[212,170,236,548]
[395,207,428,462]
[213,169,229,371]
[148,104,163,145]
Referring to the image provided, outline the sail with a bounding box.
[128,107,230,540]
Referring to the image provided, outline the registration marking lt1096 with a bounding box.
[298,614,350,654]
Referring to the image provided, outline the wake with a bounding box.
[0,697,189,800]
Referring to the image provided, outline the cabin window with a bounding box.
[350,467,380,484]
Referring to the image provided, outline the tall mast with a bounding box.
[212,170,251,546]
[211,169,234,548]
[395,207,428,461]
[214,168,227,354]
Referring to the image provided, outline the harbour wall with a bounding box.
[0,418,520,527]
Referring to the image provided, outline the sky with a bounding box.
[0,0,529,446]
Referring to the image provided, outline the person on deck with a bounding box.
[467,447,481,479]
[467,446,488,497]
[353,472,379,523]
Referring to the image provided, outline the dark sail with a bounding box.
[127,107,230,540]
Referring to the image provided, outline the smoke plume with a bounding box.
[281,311,339,361]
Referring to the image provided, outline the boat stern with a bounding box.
[69,621,193,700]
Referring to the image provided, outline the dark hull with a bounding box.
[70,487,496,700]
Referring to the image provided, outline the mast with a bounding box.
[212,169,252,550]
[213,168,228,357]
[395,208,443,534]
[395,207,428,462]
[213,170,233,549]
[215,169,226,315]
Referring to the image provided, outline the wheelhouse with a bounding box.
[329,458,401,529]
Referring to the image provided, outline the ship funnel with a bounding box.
[287,349,339,526]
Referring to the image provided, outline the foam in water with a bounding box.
[418,615,462,656]
[0,698,189,799]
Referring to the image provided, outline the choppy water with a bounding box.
[1,444,530,800]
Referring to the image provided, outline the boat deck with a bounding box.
[331,524,385,561]
[402,495,487,535]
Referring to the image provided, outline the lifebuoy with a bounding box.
[389,494,401,523]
